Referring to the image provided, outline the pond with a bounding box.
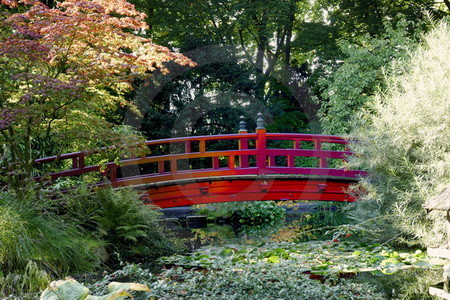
[41,239,442,299]
[41,201,445,300]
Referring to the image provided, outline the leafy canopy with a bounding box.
[347,20,450,246]
[0,0,195,183]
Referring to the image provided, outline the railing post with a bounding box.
[158,161,165,174]
[78,153,85,169]
[228,155,236,169]
[238,116,249,168]
[185,141,191,153]
[213,157,220,169]
[256,113,267,174]
[72,157,78,169]
[289,140,300,168]
[170,160,177,174]
[109,165,117,183]
[199,140,206,153]
[315,139,327,168]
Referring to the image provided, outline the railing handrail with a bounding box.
[34,132,350,164]
[34,129,365,186]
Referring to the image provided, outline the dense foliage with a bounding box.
[0,187,179,296]
[1,0,449,297]
[63,187,182,265]
[80,241,439,299]
[0,0,194,186]
[160,241,432,276]
[229,201,285,235]
[316,19,420,134]
[198,201,286,236]
[347,20,450,246]
[0,0,193,295]
[130,0,449,137]
[0,190,101,296]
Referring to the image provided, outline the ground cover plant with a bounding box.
[159,241,434,277]
[48,240,440,299]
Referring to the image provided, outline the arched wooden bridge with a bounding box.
[35,116,365,208]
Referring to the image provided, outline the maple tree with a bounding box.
[0,0,195,184]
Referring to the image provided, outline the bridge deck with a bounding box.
[34,124,365,208]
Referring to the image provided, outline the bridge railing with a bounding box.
[34,115,365,187]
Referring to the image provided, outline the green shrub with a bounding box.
[63,187,181,266]
[0,261,50,297]
[0,190,102,297]
[197,201,286,236]
[229,201,285,236]
[347,20,450,246]
[0,191,101,275]
[199,201,286,237]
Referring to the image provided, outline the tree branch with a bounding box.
[443,0,450,10]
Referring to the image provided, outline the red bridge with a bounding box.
[35,115,365,208]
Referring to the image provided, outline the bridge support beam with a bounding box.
[138,175,356,208]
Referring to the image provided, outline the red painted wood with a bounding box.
[140,177,356,208]
[238,136,249,168]
[34,131,366,207]
[256,128,267,174]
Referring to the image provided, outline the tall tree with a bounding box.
[129,0,448,136]
[0,0,195,185]
[130,0,321,135]
[324,0,448,37]
[316,19,420,134]
[307,0,449,134]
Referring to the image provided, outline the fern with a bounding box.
[63,186,180,265]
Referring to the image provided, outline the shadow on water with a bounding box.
[158,202,319,250]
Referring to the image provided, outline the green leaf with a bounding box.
[40,279,150,300]
[389,251,399,258]
[40,278,90,300]
[380,258,399,266]
[380,268,399,275]
[312,264,330,270]
[412,259,432,268]
[108,282,150,292]
[237,248,248,254]
[219,248,235,257]
[267,256,280,263]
